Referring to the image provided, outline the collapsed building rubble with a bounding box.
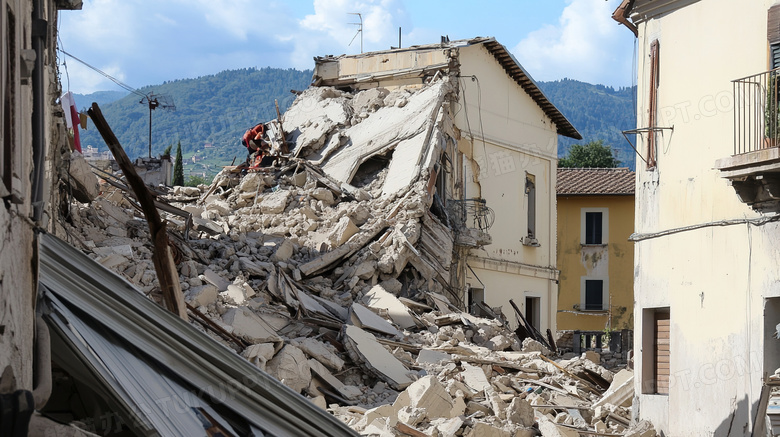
[51,41,653,436]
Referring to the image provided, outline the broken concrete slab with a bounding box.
[187,284,218,307]
[363,284,417,329]
[350,303,402,337]
[291,337,345,371]
[506,397,535,427]
[593,369,634,409]
[416,348,451,365]
[460,362,491,393]
[329,216,359,247]
[202,268,230,292]
[464,422,511,437]
[222,307,284,347]
[342,325,414,390]
[308,358,361,400]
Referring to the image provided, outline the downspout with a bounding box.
[31,0,47,222]
[612,0,638,37]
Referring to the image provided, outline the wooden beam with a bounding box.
[87,103,187,319]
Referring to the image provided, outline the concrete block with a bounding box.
[272,239,295,262]
[506,397,534,427]
[260,190,291,214]
[405,375,454,420]
[311,187,335,205]
[266,345,311,393]
[329,216,359,247]
[352,261,377,280]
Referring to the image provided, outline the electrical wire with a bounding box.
[629,214,780,242]
[58,49,146,99]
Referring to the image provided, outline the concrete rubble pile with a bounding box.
[57,75,655,436]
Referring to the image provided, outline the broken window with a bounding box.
[349,149,393,189]
[583,279,605,311]
[647,39,659,169]
[525,173,536,239]
[642,307,670,395]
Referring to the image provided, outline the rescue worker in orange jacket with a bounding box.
[242,123,269,168]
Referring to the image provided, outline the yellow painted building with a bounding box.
[556,168,635,332]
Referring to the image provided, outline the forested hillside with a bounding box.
[78,67,313,166]
[77,69,636,178]
[538,79,636,168]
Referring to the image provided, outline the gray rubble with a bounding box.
[58,76,654,437]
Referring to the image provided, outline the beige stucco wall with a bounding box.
[457,44,560,332]
[557,195,634,332]
[631,0,780,434]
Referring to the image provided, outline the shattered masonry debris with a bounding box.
[57,41,655,437]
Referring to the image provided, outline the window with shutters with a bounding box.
[580,207,608,245]
[642,307,670,395]
[770,5,780,69]
[647,39,659,170]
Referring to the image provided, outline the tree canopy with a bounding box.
[558,140,621,168]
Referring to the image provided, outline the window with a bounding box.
[585,212,603,244]
[525,173,536,239]
[769,5,780,69]
[580,277,608,311]
[584,280,604,310]
[525,296,540,330]
[642,307,670,395]
[647,39,659,169]
[580,208,608,244]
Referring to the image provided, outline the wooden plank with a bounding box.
[88,103,186,319]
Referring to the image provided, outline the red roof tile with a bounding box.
[556,168,635,195]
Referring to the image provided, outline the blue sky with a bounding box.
[57,0,636,95]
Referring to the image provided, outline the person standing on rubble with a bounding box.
[241,123,269,169]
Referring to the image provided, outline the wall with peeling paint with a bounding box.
[630,0,780,435]
[458,44,561,333]
[556,195,634,332]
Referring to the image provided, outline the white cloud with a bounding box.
[512,0,632,87]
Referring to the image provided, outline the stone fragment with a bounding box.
[487,334,511,351]
[583,350,600,365]
[223,284,247,305]
[521,338,550,355]
[364,284,417,329]
[461,362,491,392]
[342,325,414,390]
[350,303,402,337]
[416,348,451,365]
[188,284,218,307]
[266,345,311,393]
[68,151,100,202]
[203,268,230,291]
[260,190,291,214]
[311,187,335,205]
[352,260,377,280]
[465,422,510,437]
[396,406,427,427]
[538,415,579,437]
[272,239,295,262]
[241,343,276,371]
[434,416,464,437]
[329,216,359,247]
[405,375,454,420]
[506,397,535,427]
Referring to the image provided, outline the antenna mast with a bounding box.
[348,13,363,53]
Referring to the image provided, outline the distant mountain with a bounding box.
[72,90,127,109]
[78,69,636,178]
[78,67,313,166]
[538,79,637,169]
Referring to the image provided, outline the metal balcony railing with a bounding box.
[447,198,495,232]
[733,68,780,155]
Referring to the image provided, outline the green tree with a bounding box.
[173,141,184,186]
[558,140,621,168]
[185,175,207,187]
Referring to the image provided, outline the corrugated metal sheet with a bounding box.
[39,233,358,437]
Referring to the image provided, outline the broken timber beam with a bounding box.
[88,103,187,320]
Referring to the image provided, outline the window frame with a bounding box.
[579,276,608,312]
[580,207,609,245]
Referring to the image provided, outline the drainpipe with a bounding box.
[31,0,47,222]
[32,315,51,409]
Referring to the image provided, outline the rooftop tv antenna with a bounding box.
[348,12,363,53]
[140,93,175,158]
[58,49,176,158]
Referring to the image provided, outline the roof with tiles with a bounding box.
[556,167,635,196]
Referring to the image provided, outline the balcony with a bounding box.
[447,198,494,247]
[715,68,780,212]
